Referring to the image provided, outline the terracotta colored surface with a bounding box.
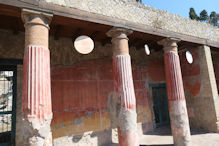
[180,50,200,78]
[51,58,158,138]
[180,50,201,97]
[112,55,136,109]
[165,52,186,100]
[22,9,52,48]
[109,28,139,146]
[22,46,52,120]
[113,54,138,146]
[180,47,219,132]
[187,108,195,118]
[164,51,191,146]
[185,81,201,97]
[148,59,165,82]
[22,9,53,146]
[160,38,191,146]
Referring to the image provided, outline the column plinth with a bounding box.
[107,27,138,146]
[158,38,191,146]
[22,9,53,146]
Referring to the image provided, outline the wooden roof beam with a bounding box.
[72,28,82,42]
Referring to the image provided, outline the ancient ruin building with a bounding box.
[0,0,218,146]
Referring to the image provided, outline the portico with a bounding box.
[0,1,218,146]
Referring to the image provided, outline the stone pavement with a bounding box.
[139,126,219,146]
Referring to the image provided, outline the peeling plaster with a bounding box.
[118,107,138,133]
[74,117,85,125]
[107,92,138,133]
[21,114,52,146]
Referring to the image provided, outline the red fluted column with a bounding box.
[158,38,191,146]
[107,27,138,146]
[21,9,53,146]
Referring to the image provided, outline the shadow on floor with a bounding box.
[146,125,172,136]
[145,125,213,136]
[190,130,214,135]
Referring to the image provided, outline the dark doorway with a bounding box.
[150,83,169,127]
[0,65,17,146]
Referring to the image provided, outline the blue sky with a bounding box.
[143,0,219,18]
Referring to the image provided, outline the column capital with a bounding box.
[106,27,133,39]
[107,27,132,56]
[22,9,53,48]
[21,9,53,29]
[158,38,181,53]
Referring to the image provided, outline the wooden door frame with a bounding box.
[0,59,22,146]
[149,83,169,129]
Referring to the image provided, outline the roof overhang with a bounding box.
[0,0,218,50]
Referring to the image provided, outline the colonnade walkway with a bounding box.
[139,126,219,146]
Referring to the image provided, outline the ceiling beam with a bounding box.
[72,28,82,42]
[11,18,19,35]
[90,31,100,40]
[0,1,218,48]
[129,38,139,47]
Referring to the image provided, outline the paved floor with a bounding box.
[139,126,219,146]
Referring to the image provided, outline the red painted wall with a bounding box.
[181,49,218,98]
[50,50,217,138]
[180,50,201,119]
[180,50,201,97]
[51,58,165,138]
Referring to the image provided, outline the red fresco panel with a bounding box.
[148,59,165,82]
[51,58,159,136]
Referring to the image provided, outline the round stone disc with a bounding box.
[74,35,94,54]
[144,44,150,55]
[186,51,193,64]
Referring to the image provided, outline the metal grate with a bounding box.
[0,66,16,146]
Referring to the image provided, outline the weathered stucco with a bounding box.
[0,26,218,145]
[41,0,219,42]
[0,29,157,145]
[180,47,219,132]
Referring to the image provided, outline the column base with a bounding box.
[118,107,138,146]
[21,114,52,146]
[168,100,191,146]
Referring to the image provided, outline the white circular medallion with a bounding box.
[74,35,94,54]
[144,44,150,55]
[186,51,193,64]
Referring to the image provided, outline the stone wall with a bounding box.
[180,47,219,132]
[41,0,219,42]
[1,27,218,145]
[49,30,165,145]
[212,52,219,91]
[15,65,23,145]
[0,29,162,145]
[0,29,24,145]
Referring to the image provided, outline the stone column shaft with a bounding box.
[107,27,138,146]
[22,9,53,146]
[158,38,191,146]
